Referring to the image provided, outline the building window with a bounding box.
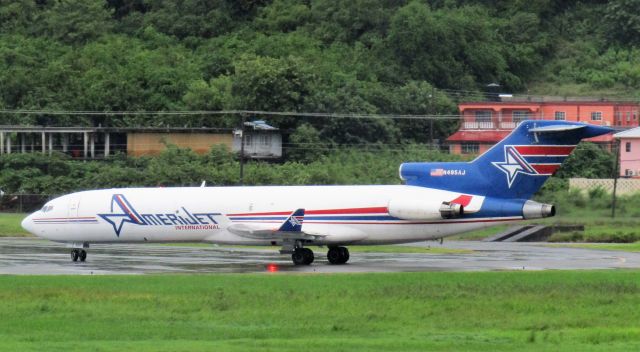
[627,112,631,122]
[461,142,479,154]
[625,169,633,177]
[626,142,631,152]
[634,112,638,120]
[615,111,621,123]
[512,110,531,123]
[474,110,492,122]
[259,134,269,146]
[591,112,602,121]
[555,111,566,121]
[244,134,253,146]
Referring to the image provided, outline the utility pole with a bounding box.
[239,113,246,185]
[611,138,620,218]
[429,86,435,146]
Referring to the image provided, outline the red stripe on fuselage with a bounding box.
[116,195,141,224]
[227,207,388,217]
[231,218,520,225]
[514,146,575,156]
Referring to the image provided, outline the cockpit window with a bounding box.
[41,205,54,213]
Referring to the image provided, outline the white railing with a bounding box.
[463,121,495,129]
[499,121,516,129]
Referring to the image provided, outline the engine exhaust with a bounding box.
[522,200,555,219]
[439,202,464,219]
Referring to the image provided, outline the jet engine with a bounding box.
[388,199,464,220]
[522,200,555,219]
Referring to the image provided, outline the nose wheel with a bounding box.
[327,246,349,264]
[71,249,87,262]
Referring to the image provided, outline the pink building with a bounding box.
[447,100,638,155]
[614,127,640,177]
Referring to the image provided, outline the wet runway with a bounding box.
[1,237,639,275]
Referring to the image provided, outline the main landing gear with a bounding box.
[287,241,350,266]
[71,249,87,262]
[292,248,314,265]
[327,246,349,265]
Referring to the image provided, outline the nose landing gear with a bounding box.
[71,249,87,262]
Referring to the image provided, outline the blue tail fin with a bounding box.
[400,121,613,199]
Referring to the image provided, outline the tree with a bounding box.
[605,0,640,45]
[386,2,512,90]
[287,123,326,163]
[555,143,615,179]
[41,0,114,45]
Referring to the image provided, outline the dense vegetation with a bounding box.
[0,0,625,205]
[2,0,640,145]
[0,141,614,196]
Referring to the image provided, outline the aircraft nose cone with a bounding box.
[21,214,36,235]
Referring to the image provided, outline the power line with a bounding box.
[0,109,461,120]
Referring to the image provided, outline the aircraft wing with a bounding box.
[227,209,327,241]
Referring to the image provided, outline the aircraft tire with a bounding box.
[292,249,307,265]
[327,247,342,265]
[79,250,87,262]
[302,248,314,265]
[71,249,79,262]
[338,247,350,264]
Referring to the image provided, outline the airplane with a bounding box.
[21,120,612,265]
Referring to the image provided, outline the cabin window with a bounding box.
[41,205,54,213]
[461,143,479,154]
[555,111,566,121]
[590,112,602,121]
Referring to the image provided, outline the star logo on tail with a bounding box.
[289,216,302,227]
[492,146,538,188]
[98,194,146,237]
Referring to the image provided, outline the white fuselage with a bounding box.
[22,185,521,246]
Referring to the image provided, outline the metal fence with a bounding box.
[1,194,54,213]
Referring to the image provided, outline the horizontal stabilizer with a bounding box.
[528,125,585,133]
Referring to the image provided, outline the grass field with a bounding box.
[0,213,29,236]
[547,242,640,252]
[0,271,639,351]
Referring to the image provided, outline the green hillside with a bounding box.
[1,0,638,145]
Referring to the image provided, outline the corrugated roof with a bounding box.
[614,127,640,138]
[445,130,510,143]
[446,130,614,143]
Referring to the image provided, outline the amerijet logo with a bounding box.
[98,194,221,237]
[289,216,302,227]
[492,145,574,188]
[98,194,145,236]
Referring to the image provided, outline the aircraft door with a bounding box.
[68,196,80,218]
